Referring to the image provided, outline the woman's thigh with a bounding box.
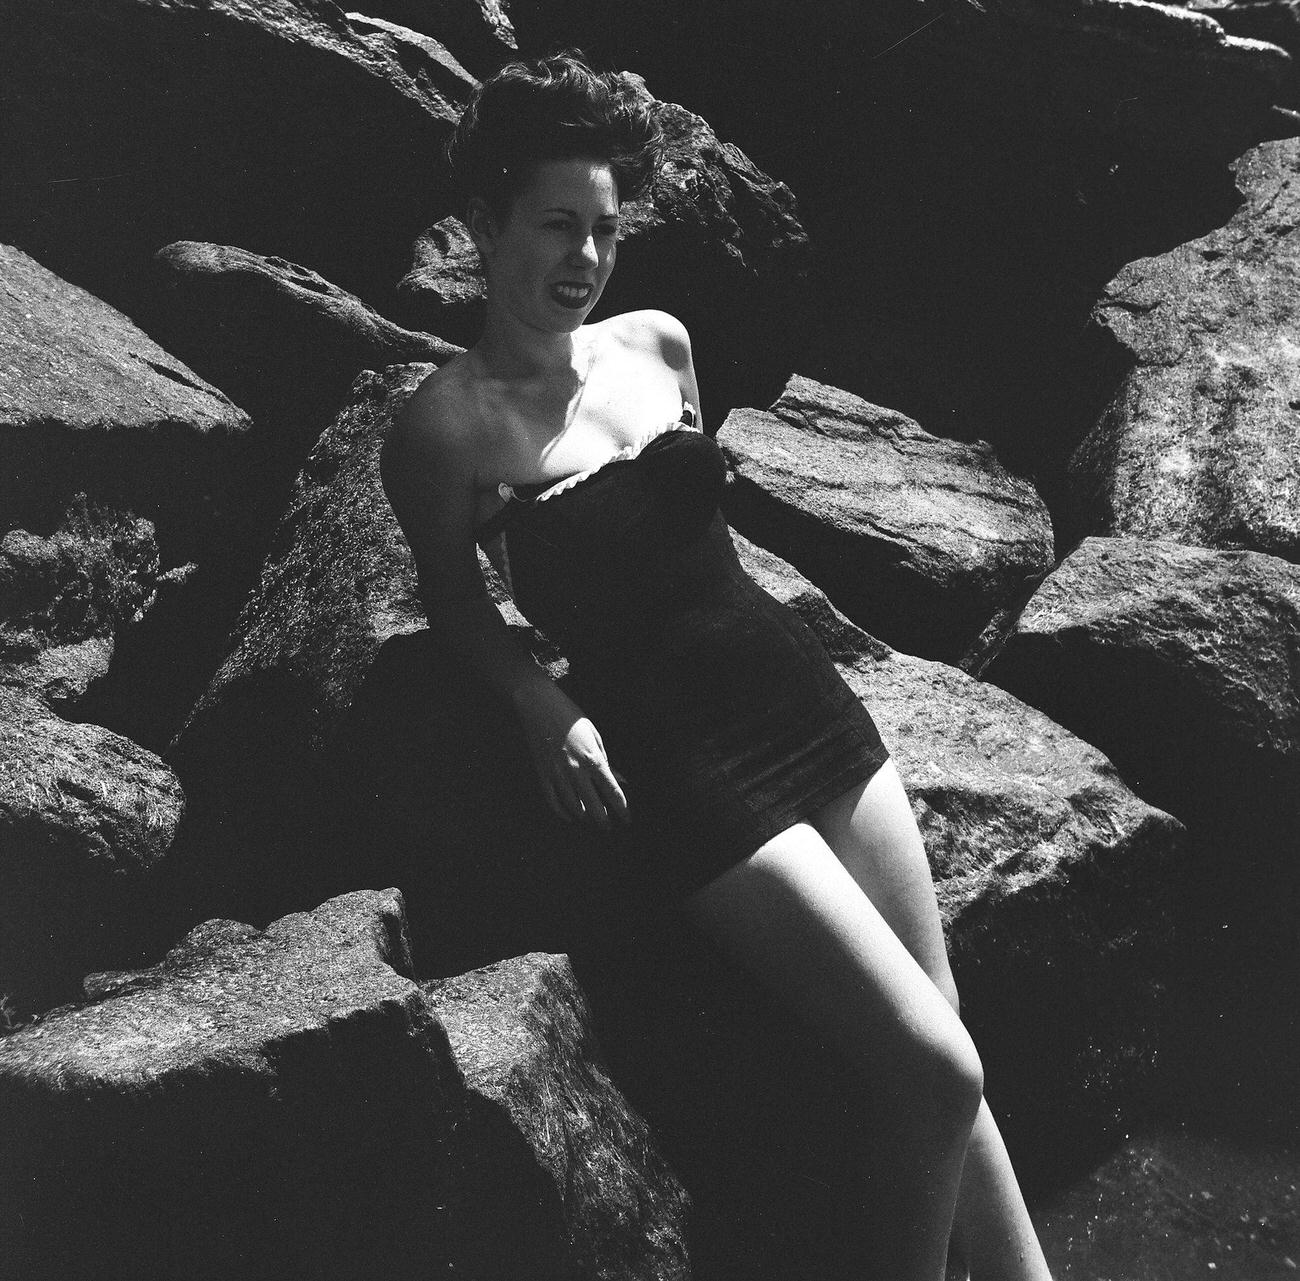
[810,758,957,1009]
[683,820,975,1084]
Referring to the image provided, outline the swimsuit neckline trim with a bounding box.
[497,402,697,506]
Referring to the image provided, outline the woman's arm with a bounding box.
[380,386,628,828]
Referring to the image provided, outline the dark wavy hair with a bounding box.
[446,52,663,217]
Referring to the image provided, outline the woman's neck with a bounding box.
[474,310,587,381]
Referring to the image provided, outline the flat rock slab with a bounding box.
[722,374,1054,661]
[0,888,464,1281]
[0,243,249,557]
[0,684,184,1016]
[1070,137,1300,560]
[985,535,1300,847]
[427,953,691,1280]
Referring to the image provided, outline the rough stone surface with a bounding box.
[167,365,432,918]
[0,684,185,1018]
[347,0,517,77]
[0,889,466,1281]
[147,241,460,460]
[984,535,1300,846]
[0,0,476,316]
[1070,138,1300,559]
[721,375,1055,661]
[1196,0,1300,106]
[394,214,491,345]
[0,243,250,558]
[426,953,692,1281]
[0,497,171,708]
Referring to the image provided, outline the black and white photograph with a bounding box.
[1,2,1298,1277]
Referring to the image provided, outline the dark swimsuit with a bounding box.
[477,402,890,899]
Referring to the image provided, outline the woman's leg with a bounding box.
[684,821,985,1281]
[810,759,1052,1281]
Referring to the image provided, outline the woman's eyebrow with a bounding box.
[541,207,619,219]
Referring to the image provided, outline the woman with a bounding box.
[381,52,1052,1281]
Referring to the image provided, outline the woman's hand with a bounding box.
[514,681,629,828]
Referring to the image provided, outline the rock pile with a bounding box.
[1,0,1297,1275]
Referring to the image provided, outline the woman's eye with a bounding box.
[597,224,619,239]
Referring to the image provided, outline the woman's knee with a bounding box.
[901,1006,984,1139]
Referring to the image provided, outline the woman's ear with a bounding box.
[465,198,498,255]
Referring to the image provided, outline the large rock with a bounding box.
[510,0,1295,166]
[1191,0,1300,107]
[395,94,810,409]
[983,535,1300,849]
[426,953,692,1280]
[1069,137,1300,560]
[166,365,433,921]
[721,375,1055,661]
[0,891,692,1279]
[0,889,463,1280]
[0,243,250,559]
[0,684,185,1018]
[148,241,460,458]
[0,0,476,317]
[347,1,518,78]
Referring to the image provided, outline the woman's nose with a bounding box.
[569,233,600,267]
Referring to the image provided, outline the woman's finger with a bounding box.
[574,773,611,827]
[595,761,629,821]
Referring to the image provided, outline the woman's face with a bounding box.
[473,157,620,334]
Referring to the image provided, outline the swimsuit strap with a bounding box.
[475,401,696,547]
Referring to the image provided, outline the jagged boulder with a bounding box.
[147,242,460,458]
[0,498,175,708]
[983,535,1300,852]
[166,365,434,922]
[0,684,185,1018]
[0,243,250,560]
[720,375,1055,661]
[1193,0,1300,106]
[347,1,518,78]
[426,953,692,1280]
[509,0,1294,164]
[0,889,461,1280]
[0,890,692,1280]
[1069,137,1300,560]
[0,0,476,316]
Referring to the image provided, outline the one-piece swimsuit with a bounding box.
[477,401,890,898]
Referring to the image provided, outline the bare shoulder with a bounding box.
[382,356,483,497]
[602,309,693,370]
